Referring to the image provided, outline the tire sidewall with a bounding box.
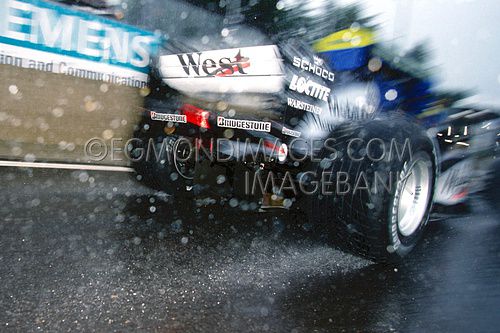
[387,140,436,260]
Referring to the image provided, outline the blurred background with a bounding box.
[0,0,499,331]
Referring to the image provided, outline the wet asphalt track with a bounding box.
[0,166,499,332]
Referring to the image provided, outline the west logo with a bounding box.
[177,50,250,77]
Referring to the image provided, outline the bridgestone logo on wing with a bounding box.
[287,98,322,115]
[151,112,187,123]
[217,116,271,132]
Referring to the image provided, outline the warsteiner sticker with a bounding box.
[217,116,271,132]
[287,97,322,115]
[150,111,186,123]
[282,126,301,138]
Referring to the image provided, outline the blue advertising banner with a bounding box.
[0,0,160,87]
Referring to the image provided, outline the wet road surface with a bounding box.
[0,167,499,332]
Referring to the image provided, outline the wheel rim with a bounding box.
[397,156,432,237]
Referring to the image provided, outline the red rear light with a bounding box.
[181,104,211,129]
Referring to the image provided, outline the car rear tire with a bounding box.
[310,114,437,262]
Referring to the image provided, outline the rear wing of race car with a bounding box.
[157,45,285,95]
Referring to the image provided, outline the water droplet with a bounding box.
[24,153,36,162]
[52,107,64,117]
[102,129,114,140]
[8,85,18,95]
[216,175,226,184]
[368,57,382,72]
[384,89,398,101]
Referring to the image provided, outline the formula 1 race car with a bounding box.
[431,108,500,212]
[131,9,438,263]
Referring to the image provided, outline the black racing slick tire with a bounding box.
[310,114,437,262]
